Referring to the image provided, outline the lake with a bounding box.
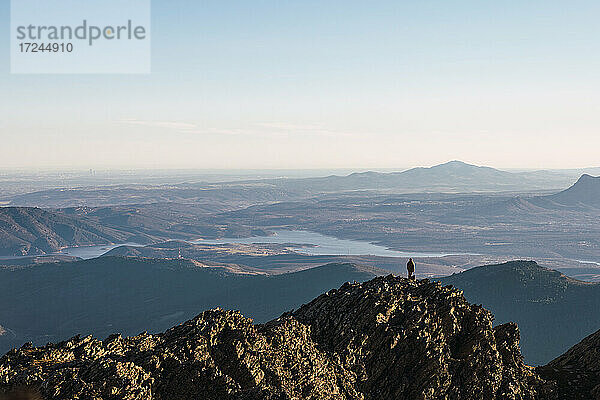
[57,242,146,259]
[193,230,460,258]
[0,243,146,261]
[1,231,462,261]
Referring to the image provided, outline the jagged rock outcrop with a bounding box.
[0,276,555,399]
[538,328,600,399]
[0,310,361,400]
[292,276,552,399]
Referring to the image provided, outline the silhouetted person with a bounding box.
[407,258,415,280]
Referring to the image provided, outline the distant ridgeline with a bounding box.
[0,257,386,355]
[2,257,600,368]
[0,207,138,256]
[440,261,600,365]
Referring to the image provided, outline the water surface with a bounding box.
[2,231,464,261]
[194,230,461,258]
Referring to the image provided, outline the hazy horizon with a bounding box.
[1,160,599,176]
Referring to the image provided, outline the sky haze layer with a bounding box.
[1,1,599,169]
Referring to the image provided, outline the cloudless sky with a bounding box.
[1,0,600,170]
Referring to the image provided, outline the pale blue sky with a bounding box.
[1,1,600,169]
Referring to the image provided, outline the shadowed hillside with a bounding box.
[544,174,600,208]
[440,261,600,365]
[0,257,385,355]
[0,207,144,256]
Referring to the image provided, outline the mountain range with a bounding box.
[2,161,582,209]
[0,205,272,257]
[238,160,578,194]
[2,161,596,257]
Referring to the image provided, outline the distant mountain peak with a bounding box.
[545,173,600,208]
[437,160,474,167]
[428,160,504,173]
[576,173,599,183]
[348,170,379,177]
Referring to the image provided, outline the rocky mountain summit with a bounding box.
[0,275,559,399]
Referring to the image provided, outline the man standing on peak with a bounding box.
[407,258,415,280]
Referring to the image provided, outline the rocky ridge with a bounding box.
[0,276,556,399]
[538,328,600,399]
